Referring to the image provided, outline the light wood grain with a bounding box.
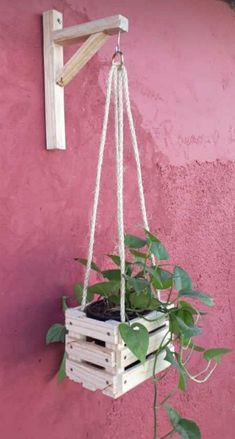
[66,337,116,369]
[65,304,170,398]
[105,348,171,397]
[43,10,66,150]
[53,14,128,46]
[56,32,109,87]
[43,11,129,149]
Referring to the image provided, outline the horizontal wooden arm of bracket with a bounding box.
[52,14,128,46]
[56,32,109,87]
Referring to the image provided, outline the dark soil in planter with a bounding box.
[85,299,148,322]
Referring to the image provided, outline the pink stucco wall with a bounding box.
[0,1,234,438]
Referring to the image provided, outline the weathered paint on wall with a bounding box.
[0,1,234,438]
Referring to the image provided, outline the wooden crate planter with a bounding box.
[65,307,171,398]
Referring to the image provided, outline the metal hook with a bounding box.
[116,30,121,53]
[112,31,124,65]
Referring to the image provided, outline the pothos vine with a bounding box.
[46,229,231,439]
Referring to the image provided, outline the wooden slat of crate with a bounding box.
[103,347,171,398]
[66,307,119,329]
[65,305,171,398]
[66,308,119,331]
[122,349,170,392]
[129,310,167,333]
[117,324,170,369]
[65,307,119,344]
[66,346,172,398]
[66,358,118,392]
[65,307,166,345]
[66,323,118,344]
[66,336,116,369]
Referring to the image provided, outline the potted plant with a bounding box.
[46,229,230,439]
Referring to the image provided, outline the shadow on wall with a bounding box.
[221,0,235,10]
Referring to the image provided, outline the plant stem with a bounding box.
[152,330,171,439]
[153,375,158,439]
[160,429,175,439]
[166,285,174,304]
[158,387,177,408]
[143,246,150,277]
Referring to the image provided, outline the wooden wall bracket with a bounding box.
[43,10,129,150]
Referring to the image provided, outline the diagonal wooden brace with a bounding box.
[56,32,109,87]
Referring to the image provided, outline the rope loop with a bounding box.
[112,50,124,66]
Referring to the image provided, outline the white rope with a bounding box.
[82,62,156,315]
[122,67,149,231]
[81,66,115,309]
[122,67,157,270]
[114,66,126,322]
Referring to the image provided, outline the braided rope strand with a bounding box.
[114,66,126,322]
[122,68,154,253]
[123,66,161,299]
[81,66,115,309]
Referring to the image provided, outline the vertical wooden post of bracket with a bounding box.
[43,10,66,150]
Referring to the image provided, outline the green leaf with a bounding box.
[46,324,66,344]
[61,296,68,312]
[169,312,180,336]
[124,234,146,249]
[74,258,101,273]
[107,254,122,265]
[125,275,151,294]
[88,280,120,297]
[158,268,173,289]
[145,230,169,260]
[164,347,187,390]
[179,301,199,315]
[174,266,192,292]
[169,310,197,337]
[203,348,232,364]
[143,266,164,289]
[109,294,121,306]
[177,308,194,327]
[119,322,149,363]
[129,291,151,309]
[130,249,148,261]
[148,296,162,310]
[74,282,94,304]
[166,405,181,428]
[178,372,186,391]
[179,290,214,307]
[179,300,207,316]
[181,339,205,353]
[176,316,202,338]
[57,352,67,383]
[176,418,201,439]
[106,254,132,268]
[146,266,173,290]
[102,269,121,281]
[166,406,201,439]
[151,242,169,260]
